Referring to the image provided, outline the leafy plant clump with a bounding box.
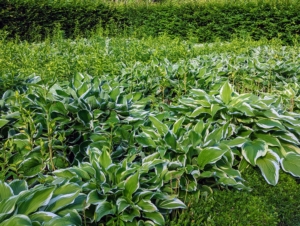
[1,71,300,224]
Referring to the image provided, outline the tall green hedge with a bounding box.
[1,0,299,43]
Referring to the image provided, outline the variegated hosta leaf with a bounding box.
[281,152,300,177]
[242,140,268,166]
[198,147,227,170]
[220,81,233,104]
[256,151,280,185]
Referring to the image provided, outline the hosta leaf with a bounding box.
[18,157,45,177]
[124,172,139,198]
[274,131,300,145]
[242,140,268,166]
[149,116,168,135]
[136,199,158,212]
[120,207,140,222]
[281,152,300,177]
[106,111,119,125]
[254,133,281,147]
[117,197,130,213]
[222,137,247,148]
[189,106,210,118]
[256,151,280,185]
[49,102,67,115]
[0,119,9,128]
[220,81,233,104]
[198,147,227,169]
[0,196,18,221]
[0,182,13,201]
[99,149,112,170]
[45,190,80,213]
[165,131,176,149]
[87,190,106,205]
[156,198,186,209]
[77,109,92,126]
[172,117,185,134]
[18,186,55,215]
[94,201,115,222]
[211,104,223,118]
[29,211,58,223]
[256,118,286,131]
[143,212,165,226]
[0,215,32,226]
[136,134,156,148]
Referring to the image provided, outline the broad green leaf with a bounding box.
[0,119,9,128]
[218,177,237,186]
[124,172,139,198]
[254,133,281,147]
[136,134,156,148]
[116,197,130,213]
[106,111,119,125]
[18,157,44,177]
[136,199,157,212]
[242,140,268,166]
[87,190,106,205]
[120,207,140,222]
[220,81,233,104]
[18,186,55,215]
[256,118,286,131]
[0,196,18,221]
[198,147,227,169]
[0,182,13,201]
[256,151,280,185]
[281,152,300,177]
[172,117,184,134]
[49,102,67,115]
[94,201,115,222]
[156,198,186,209]
[193,120,205,134]
[222,137,247,148]
[45,190,80,213]
[189,106,210,118]
[143,212,165,226]
[165,131,176,149]
[274,131,300,145]
[99,149,112,170]
[0,215,32,226]
[77,109,92,126]
[211,104,223,118]
[149,116,168,135]
[29,212,58,223]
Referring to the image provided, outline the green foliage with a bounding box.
[1,0,300,44]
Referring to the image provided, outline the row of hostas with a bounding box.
[1,74,300,225]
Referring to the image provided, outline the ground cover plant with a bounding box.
[1,15,300,225]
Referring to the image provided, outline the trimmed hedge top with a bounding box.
[1,0,300,43]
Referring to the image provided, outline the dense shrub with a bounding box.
[0,0,299,43]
